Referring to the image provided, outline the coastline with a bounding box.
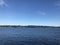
[0,25,60,28]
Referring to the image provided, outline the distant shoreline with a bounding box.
[0,25,60,28]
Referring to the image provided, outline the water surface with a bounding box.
[0,28,60,45]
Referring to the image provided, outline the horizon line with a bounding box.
[0,25,60,27]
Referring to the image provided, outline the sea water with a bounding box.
[0,28,60,45]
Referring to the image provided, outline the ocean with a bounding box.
[0,28,60,45]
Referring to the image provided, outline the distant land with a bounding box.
[0,25,60,28]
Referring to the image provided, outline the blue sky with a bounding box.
[0,0,60,26]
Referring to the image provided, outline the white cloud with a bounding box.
[37,11,46,15]
[0,0,8,7]
[41,12,46,15]
[55,1,60,7]
[56,3,60,6]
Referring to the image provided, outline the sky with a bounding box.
[0,0,60,26]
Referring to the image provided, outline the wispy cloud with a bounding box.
[37,11,46,15]
[55,1,60,7]
[0,0,8,7]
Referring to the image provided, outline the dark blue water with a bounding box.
[0,28,60,45]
